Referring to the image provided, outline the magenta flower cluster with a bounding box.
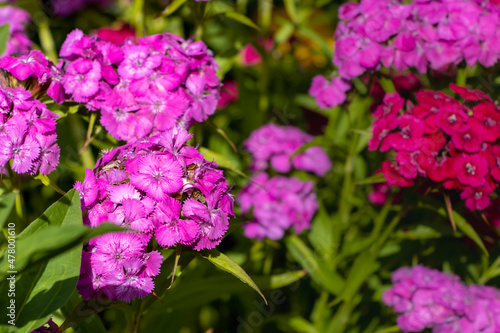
[57,29,220,142]
[238,173,318,240]
[238,124,327,240]
[243,123,331,176]
[368,84,500,211]
[75,128,234,302]
[383,265,500,333]
[0,49,65,104]
[0,6,31,58]
[310,0,500,109]
[0,84,60,175]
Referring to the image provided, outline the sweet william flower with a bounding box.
[244,123,332,176]
[128,154,184,200]
[309,75,350,109]
[76,128,234,302]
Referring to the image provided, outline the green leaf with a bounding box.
[297,25,332,59]
[355,172,386,185]
[0,190,125,329]
[225,10,261,30]
[0,325,17,333]
[156,0,187,17]
[330,252,379,306]
[283,0,298,23]
[287,316,320,333]
[199,147,248,178]
[437,207,489,257]
[289,135,329,160]
[378,77,396,93]
[308,204,336,261]
[201,249,267,304]
[0,24,10,56]
[0,190,82,329]
[274,21,295,44]
[204,1,233,17]
[286,234,344,295]
[146,270,304,315]
[0,192,16,230]
[16,189,81,239]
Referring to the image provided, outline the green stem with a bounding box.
[6,164,26,223]
[38,18,58,62]
[258,0,272,31]
[188,1,207,41]
[133,0,145,37]
[456,67,467,86]
[68,114,95,170]
[479,255,500,284]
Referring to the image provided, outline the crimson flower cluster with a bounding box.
[310,0,500,109]
[57,29,220,142]
[243,123,331,176]
[75,128,234,302]
[0,6,31,58]
[383,265,500,332]
[368,84,500,211]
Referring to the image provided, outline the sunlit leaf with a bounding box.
[201,249,267,303]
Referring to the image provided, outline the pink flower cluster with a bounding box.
[310,0,500,109]
[0,6,31,58]
[383,265,500,333]
[238,173,318,240]
[368,84,500,211]
[57,29,220,142]
[243,123,332,176]
[75,128,234,301]
[0,85,60,175]
[0,49,65,103]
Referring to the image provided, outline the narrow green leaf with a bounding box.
[286,234,344,295]
[156,0,187,17]
[225,10,261,30]
[308,204,336,260]
[201,249,267,304]
[146,270,304,315]
[0,190,82,329]
[297,25,332,59]
[283,0,298,23]
[0,325,17,333]
[330,253,379,305]
[0,192,16,230]
[378,77,396,93]
[204,1,233,17]
[16,189,81,239]
[274,22,295,44]
[0,24,10,56]
[199,147,248,178]
[355,172,386,185]
[287,316,320,333]
[437,207,489,256]
[289,136,328,160]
